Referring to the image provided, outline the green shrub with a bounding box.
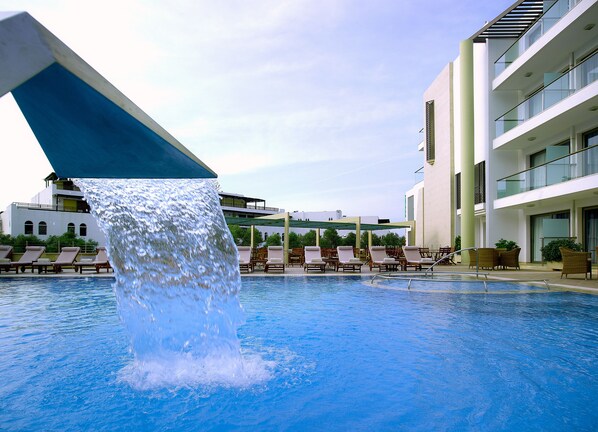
[495,238,519,251]
[454,236,461,253]
[541,239,583,262]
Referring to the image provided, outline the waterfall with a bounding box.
[75,178,270,389]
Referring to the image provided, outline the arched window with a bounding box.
[79,223,87,237]
[67,223,75,234]
[38,221,47,236]
[24,221,33,235]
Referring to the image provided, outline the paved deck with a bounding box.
[2,262,596,294]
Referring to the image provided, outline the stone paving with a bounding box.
[2,262,596,294]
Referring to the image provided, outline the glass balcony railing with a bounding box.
[497,144,598,199]
[494,0,578,76]
[495,50,598,136]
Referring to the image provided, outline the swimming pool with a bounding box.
[1,276,597,431]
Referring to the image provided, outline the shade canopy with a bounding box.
[225,215,413,232]
[0,11,216,179]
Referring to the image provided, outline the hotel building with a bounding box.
[406,0,598,262]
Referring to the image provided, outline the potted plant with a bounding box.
[495,238,518,251]
[541,239,583,270]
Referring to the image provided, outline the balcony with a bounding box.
[495,50,598,137]
[496,144,598,198]
[495,0,578,77]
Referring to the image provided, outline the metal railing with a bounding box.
[497,144,598,198]
[14,202,90,213]
[495,50,597,136]
[494,0,578,76]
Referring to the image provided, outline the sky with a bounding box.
[0,0,515,222]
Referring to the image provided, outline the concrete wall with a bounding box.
[2,203,106,245]
[422,63,454,248]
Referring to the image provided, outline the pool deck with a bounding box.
[1,262,597,294]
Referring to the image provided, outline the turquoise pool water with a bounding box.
[1,276,597,431]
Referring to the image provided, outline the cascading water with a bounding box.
[74,178,271,389]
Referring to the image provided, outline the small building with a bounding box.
[1,173,106,244]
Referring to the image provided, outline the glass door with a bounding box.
[584,208,598,263]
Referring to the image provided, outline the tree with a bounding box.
[381,232,405,246]
[265,233,282,246]
[288,231,301,249]
[228,224,244,245]
[301,230,317,247]
[45,231,98,253]
[12,234,45,252]
[370,233,384,246]
[342,232,357,247]
[321,228,342,248]
[228,225,261,246]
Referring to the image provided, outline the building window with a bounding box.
[38,221,47,236]
[79,223,87,237]
[24,220,33,235]
[583,128,598,148]
[407,196,414,221]
[455,161,485,210]
[530,211,570,262]
[425,100,435,164]
[474,161,485,205]
[67,223,75,234]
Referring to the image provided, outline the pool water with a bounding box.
[1,276,597,431]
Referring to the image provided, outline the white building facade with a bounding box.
[1,176,106,245]
[406,0,598,262]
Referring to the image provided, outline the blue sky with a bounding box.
[0,0,515,221]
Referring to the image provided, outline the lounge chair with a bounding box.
[560,247,592,279]
[369,246,404,272]
[336,246,362,272]
[237,246,253,273]
[402,246,435,271]
[7,245,46,273]
[303,246,326,272]
[0,245,13,273]
[264,246,285,273]
[288,248,304,267]
[73,247,113,273]
[32,246,80,273]
[468,248,499,270]
[499,247,520,270]
[436,246,455,265]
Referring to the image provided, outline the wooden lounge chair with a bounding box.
[0,245,13,273]
[303,246,326,273]
[264,246,285,273]
[402,246,435,271]
[436,246,455,265]
[74,247,113,273]
[33,246,80,273]
[560,247,592,279]
[499,247,520,270]
[468,248,499,270]
[7,245,46,273]
[336,246,362,272]
[369,246,404,272]
[237,246,253,273]
[288,248,304,267]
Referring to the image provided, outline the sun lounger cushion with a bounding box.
[268,258,283,263]
[310,258,325,263]
[0,258,9,264]
[383,257,396,263]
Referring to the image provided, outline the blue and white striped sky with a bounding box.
[0,0,515,221]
